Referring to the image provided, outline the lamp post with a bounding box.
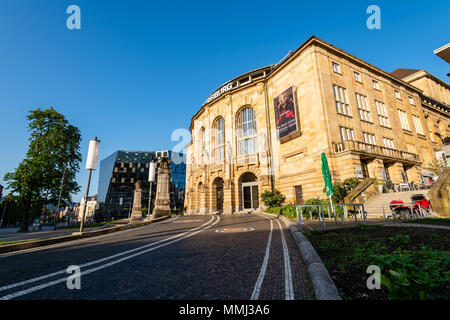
[147,156,156,220]
[79,137,100,234]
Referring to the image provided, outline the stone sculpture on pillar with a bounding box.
[130,180,143,222]
[151,157,171,220]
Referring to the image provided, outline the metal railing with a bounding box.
[296,204,367,229]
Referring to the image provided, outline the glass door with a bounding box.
[243,186,252,209]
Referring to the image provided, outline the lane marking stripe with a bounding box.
[276,219,294,300]
[0,216,221,300]
[0,216,213,293]
[250,217,273,300]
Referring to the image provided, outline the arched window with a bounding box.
[214,118,225,162]
[200,127,206,163]
[237,107,257,156]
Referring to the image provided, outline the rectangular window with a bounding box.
[339,126,355,142]
[294,186,303,204]
[354,71,361,82]
[398,109,410,130]
[363,132,376,145]
[412,115,424,135]
[373,80,380,90]
[394,90,401,99]
[375,101,390,127]
[356,93,372,122]
[383,138,395,149]
[332,62,341,73]
[333,84,351,116]
[408,96,415,105]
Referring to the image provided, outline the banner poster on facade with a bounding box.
[274,86,298,139]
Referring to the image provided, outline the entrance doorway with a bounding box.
[242,183,259,209]
[212,178,224,213]
[239,172,259,210]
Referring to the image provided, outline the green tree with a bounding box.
[324,177,360,203]
[4,108,82,232]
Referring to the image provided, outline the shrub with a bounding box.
[324,177,360,203]
[282,204,297,218]
[261,189,285,208]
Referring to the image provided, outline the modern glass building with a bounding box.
[97,150,186,220]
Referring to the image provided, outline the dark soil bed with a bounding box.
[404,218,450,226]
[305,224,450,300]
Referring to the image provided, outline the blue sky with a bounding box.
[0,0,448,202]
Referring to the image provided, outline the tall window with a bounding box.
[339,126,355,142]
[356,93,372,122]
[398,110,410,130]
[332,62,341,73]
[237,107,257,156]
[373,80,380,90]
[412,115,424,135]
[353,71,362,82]
[408,96,415,105]
[363,132,376,145]
[394,90,401,100]
[383,137,395,149]
[375,101,390,128]
[333,84,351,116]
[200,127,206,163]
[214,118,225,162]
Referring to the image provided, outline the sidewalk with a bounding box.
[0,221,128,244]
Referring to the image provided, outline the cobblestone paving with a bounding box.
[0,214,312,300]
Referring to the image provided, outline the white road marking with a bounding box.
[276,219,294,300]
[0,217,179,258]
[0,216,215,295]
[250,216,273,300]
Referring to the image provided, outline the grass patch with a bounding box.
[305,226,450,300]
[0,240,31,246]
[404,218,450,226]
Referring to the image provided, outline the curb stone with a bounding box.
[258,212,342,300]
[0,215,172,254]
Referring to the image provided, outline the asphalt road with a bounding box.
[0,214,312,300]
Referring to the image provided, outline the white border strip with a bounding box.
[250,217,273,300]
[276,219,294,300]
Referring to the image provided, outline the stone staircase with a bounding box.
[363,189,430,219]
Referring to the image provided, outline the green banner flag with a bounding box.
[321,152,334,197]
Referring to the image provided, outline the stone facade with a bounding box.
[185,36,450,215]
[74,195,98,223]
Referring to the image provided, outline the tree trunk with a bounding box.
[18,196,31,232]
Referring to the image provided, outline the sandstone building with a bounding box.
[185,36,450,215]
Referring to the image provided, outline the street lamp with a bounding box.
[147,156,157,219]
[79,137,100,234]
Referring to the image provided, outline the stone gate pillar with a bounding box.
[151,157,171,220]
[130,181,143,222]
